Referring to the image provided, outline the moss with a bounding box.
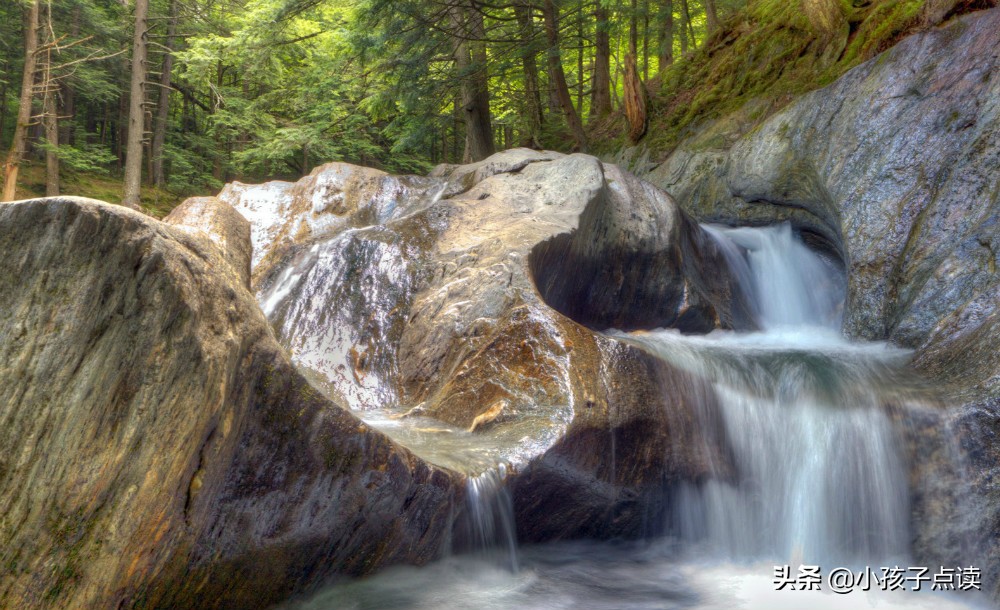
[10,161,186,218]
[597,0,973,161]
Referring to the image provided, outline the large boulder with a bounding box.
[0,197,462,609]
[219,151,741,542]
[649,7,1000,596]
[217,162,443,285]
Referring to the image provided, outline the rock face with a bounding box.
[649,7,1000,596]
[217,162,443,285]
[219,149,739,542]
[0,197,461,609]
[163,196,253,287]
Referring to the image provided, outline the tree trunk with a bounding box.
[0,82,8,145]
[542,0,587,151]
[515,1,544,147]
[629,0,638,56]
[151,0,175,186]
[122,0,149,211]
[42,3,58,197]
[658,0,674,76]
[704,0,719,36]
[576,12,584,116]
[58,4,80,147]
[591,0,612,117]
[624,52,648,143]
[43,80,59,196]
[642,0,650,80]
[679,0,689,54]
[2,0,40,202]
[683,0,696,48]
[451,2,494,162]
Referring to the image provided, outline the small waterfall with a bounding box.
[701,222,845,332]
[623,222,912,565]
[463,464,519,572]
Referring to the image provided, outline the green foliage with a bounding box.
[625,0,959,158]
[38,138,117,175]
[0,0,988,205]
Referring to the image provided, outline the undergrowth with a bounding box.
[591,0,997,160]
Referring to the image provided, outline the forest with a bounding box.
[0,0,973,214]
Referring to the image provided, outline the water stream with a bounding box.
[280,223,983,609]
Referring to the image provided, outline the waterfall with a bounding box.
[464,464,519,572]
[622,222,912,565]
[284,222,979,610]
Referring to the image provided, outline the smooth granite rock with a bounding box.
[0,197,462,609]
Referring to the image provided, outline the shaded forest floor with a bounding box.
[13,162,185,218]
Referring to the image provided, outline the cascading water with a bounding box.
[281,222,981,610]
[464,464,520,572]
[625,222,910,565]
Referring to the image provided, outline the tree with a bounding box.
[514,0,544,146]
[541,0,587,151]
[150,0,176,187]
[591,0,612,117]
[122,0,148,210]
[2,0,40,202]
[41,0,59,196]
[450,0,495,162]
[704,0,719,36]
[657,0,673,76]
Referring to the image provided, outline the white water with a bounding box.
[282,222,982,609]
[630,222,909,564]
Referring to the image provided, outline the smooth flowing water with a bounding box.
[281,223,983,609]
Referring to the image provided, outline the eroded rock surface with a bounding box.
[220,150,739,541]
[0,197,461,610]
[649,8,1000,596]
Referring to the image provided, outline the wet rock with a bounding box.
[0,198,461,610]
[651,9,1000,372]
[429,147,565,196]
[217,162,444,284]
[649,7,1000,597]
[226,152,736,542]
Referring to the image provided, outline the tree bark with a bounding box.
[629,0,638,56]
[43,79,59,196]
[591,0,612,117]
[679,0,689,54]
[122,0,149,210]
[151,0,176,187]
[642,0,650,80]
[514,1,544,147]
[623,52,647,143]
[2,0,40,202]
[704,0,719,36]
[542,0,587,151]
[658,0,674,76]
[58,4,80,147]
[42,3,58,197]
[576,12,584,116]
[451,1,495,162]
[683,0,696,48]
